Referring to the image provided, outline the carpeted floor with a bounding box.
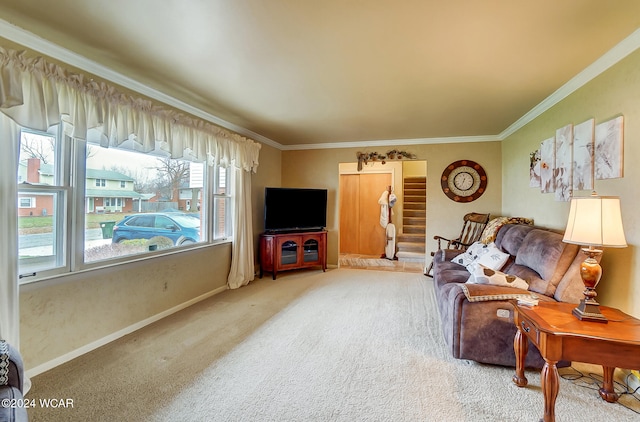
[26,269,639,421]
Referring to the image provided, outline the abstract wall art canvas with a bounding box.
[572,118,594,191]
[529,149,541,188]
[554,124,572,202]
[540,136,555,194]
[595,116,624,179]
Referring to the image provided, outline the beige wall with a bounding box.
[281,142,502,266]
[19,142,281,372]
[251,142,282,237]
[502,49,640,317]
[21,244,231,369]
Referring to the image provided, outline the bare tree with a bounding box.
[20,133,55,164]
[154,157,190,202]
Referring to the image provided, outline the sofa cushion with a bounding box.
[514,229,580,296]
[554,250,594,303]
[495,224,535,256]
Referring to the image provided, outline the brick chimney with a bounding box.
[27,158,41,183]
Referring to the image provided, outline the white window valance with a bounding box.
[0,47,260,172]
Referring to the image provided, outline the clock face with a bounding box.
[441,160,487,202]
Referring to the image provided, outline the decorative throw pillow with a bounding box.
[480,217,510,244]
[452,241,490,267]
[466,243,509,272]
[480,216,534,244]
[467,265,529,290]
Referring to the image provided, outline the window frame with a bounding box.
[17,126,232,284]
[17,126,72,280]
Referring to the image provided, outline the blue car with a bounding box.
[112,212,200,245]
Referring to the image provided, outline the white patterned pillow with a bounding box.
[466,243,509,273]
[467,265,529,290]
[452,242,492,268]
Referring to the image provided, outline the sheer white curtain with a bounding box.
[0,113,20,346]
[0,46,261,343]
[227,167,255,289]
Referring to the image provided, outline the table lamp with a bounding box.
[562,192,627,323]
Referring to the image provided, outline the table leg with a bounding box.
[541,359,559,422]
[512,326,528,387]
[599,366,619,403]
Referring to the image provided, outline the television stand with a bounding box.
[259,231,327,280]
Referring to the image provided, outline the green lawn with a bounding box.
[19,213,132,231]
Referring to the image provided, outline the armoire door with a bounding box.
[339,172,392,256]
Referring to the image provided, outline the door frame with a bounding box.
[338,161,401,256]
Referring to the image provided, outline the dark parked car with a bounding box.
[112,212,200,245]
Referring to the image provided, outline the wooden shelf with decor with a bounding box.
[259,231,327,279]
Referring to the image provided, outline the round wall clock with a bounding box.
[441,160,488,202]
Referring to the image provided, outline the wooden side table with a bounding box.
[512,301,640,422]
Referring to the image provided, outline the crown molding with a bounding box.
[499,28,640,140]
[0,19,282,149]
[2,19,638,151]
[280,135,498,151]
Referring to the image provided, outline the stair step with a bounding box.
[404,188,426,195]
[396,251,426,263]
[404,209,426,218]
[404,177,426,183]
[404,202,426,210]
[397,233,426,243]
[405,198,425,201]
[403,225,425,234]
[403,217,425,225]
[396,241,425,253]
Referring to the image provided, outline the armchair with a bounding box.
[426,212,490,276]
[0,340,28,422]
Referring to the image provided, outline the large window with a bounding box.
[17,125,231,281]
[17,127,68,280]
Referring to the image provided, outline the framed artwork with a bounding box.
[529,149,541,188]
[540,136,555,194]
[572,119,594,191]
[595,116,624,179]
[554,124,572,202]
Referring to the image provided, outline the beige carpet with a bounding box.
[27,269,639,421]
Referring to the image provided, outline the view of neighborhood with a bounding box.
[16,130,223,273]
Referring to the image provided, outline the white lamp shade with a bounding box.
[563,195,627,247]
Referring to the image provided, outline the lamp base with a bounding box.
[572,299,608,323]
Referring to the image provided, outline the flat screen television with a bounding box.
[264,187,328,232]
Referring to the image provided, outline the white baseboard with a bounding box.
[25,285,228,378]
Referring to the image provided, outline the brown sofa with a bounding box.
[432,223,586,368]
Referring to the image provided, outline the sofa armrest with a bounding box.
[436,282,551,368]
[0,386,28,422]
[0,341,24,392]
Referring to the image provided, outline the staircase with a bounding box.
[396,177,426,263]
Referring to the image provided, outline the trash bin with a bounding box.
[100,221,116,239]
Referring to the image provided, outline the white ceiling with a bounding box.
[0,1,639,148]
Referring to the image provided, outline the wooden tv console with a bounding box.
[259,231,327,280]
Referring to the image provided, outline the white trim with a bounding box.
[24,285,228,378]
[281,135,498,150]
[1,19,639,150]
[499,28,640,140]
[0,19,281,150]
